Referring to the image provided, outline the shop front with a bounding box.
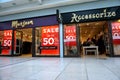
[0,6,120,57]
[61,6,120,57]
[0,15,60,57]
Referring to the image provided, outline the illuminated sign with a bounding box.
[40,25,59,55]
[62,6,120,23]
[1,30,12,55]
[12,20,33,28]
[112,22,120,44]
[71,9,116,22]
[64,25,76,46]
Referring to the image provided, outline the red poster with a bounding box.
[41,25,59,55]
[112,22,120,44]
[1,30,12,55]
[64,25,76,46]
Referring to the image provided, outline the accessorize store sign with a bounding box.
[40,25,59,55]
[64,25,76,46]
[112,22,120,44]
[62,6,120,24]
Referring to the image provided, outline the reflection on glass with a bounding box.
[64,24,78,56]
[35,25,60,56]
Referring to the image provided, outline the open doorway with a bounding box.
[15,28,32,57]
[79,21,110,58]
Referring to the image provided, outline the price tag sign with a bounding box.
[41,25,59,55]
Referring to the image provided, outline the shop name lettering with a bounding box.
[71,9,116,22]
[12,20,33,28]
[43,28,58,33]
[112,24,120,30]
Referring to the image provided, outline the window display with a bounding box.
[35,25,60,56]
[111,20,120,55]
[0,30,13,55]
[64,25,78,56]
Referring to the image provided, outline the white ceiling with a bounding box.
[0,0,97,16]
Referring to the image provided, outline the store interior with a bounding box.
[64,21,110,57]
[79,21,110,57]
[16,28,32,57]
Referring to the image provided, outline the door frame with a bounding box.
[12,28,34,56]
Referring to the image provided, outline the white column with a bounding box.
[59,23,64,58]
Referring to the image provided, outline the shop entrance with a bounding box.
[63,21,111,57]
[15,28,32,57]
[79,21,110,57]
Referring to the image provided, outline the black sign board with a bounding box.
[61,6,120,24]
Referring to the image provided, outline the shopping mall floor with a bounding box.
[0,56,120,80]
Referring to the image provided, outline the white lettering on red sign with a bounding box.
[43,28,58,33]
[43,38,55,45]
[4,32,12,36]
[3,40,12,46]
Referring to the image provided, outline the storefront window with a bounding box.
[35,25,60,56]
[0,30,13,55]
[64,24,78,56]
[111,19,120,55]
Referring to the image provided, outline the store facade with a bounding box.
[61,6,120,57]
[0,3,120,57]
[0,15,60,57]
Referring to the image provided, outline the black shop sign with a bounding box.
[61,6,120,24]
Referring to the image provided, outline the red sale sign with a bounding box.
[64,25,76,46]
[1,30,12,55]
[41,25,59,55]
[112,22,120,44]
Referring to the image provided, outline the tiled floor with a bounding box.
[0,56,120,80]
